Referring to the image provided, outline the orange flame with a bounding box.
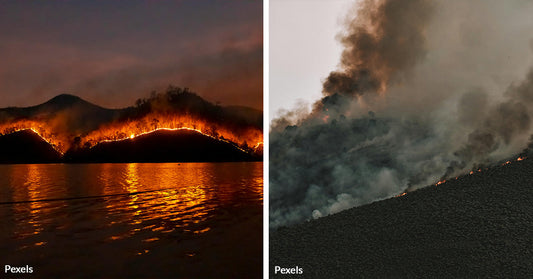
[0,113,263,155]
[82,113,262,152]
[0,120,67,153]
[395,192,407,198]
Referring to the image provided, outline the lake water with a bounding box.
[0,162,263,278]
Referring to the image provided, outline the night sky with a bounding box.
[0,0,262,109]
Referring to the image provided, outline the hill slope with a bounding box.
[0,94,122,134]
[0,130,62,163]
[270,157,533,278]
[64,129,259,163]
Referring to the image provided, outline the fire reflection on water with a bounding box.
[10,165,49,240]
[0,162,262,255]
[0,162,262,278]
[100,163,213,242]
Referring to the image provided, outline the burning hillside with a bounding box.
[270,149,533,278]
[0,86,262,162]
[63,128,258,163]
[270,0,533,228]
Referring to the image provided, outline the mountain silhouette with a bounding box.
[63,129,259,163]
[0,94,121,134]
[0,129,61,163]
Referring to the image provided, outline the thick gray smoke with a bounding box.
[270,0,533,228]
[323,0,433,98]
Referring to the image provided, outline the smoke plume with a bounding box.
[270,0,533,228]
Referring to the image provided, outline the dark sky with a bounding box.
[0,0,262,109]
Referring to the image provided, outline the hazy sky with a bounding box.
[270,0,354,121]
[0,0,262,109]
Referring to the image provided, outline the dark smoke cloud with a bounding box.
[270,0,533,228]
[322,0,433,99]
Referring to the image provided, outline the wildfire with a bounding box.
[254,142,263,149]
[395,192,407,198]
[396,154,528,199]
[82,113,262,153]
[0,113,263,155]
[0,120,66,153]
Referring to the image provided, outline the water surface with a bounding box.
[0,162,262,278]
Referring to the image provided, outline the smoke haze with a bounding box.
[0,1,262,110]
[270,0,533,228]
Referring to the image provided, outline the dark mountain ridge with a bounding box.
[0,129,260,164]
[0,129,62,163]
[0,94,122,134]
[64,129,259,163]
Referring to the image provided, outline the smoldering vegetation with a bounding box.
[270,0,533,228]
[0,87,262,138]
[123,86,263,140]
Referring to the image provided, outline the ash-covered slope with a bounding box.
[270,156,533,278]
[0,130,61,163]
[64,129,259,163]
